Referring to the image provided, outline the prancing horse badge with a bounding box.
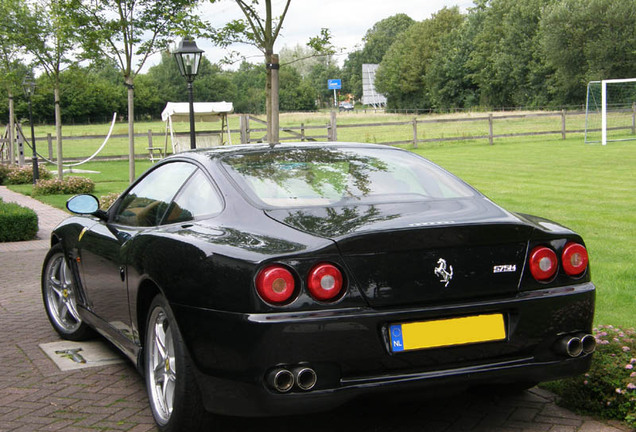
[434,258,454,287]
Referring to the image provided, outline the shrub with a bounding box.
[543,326,636,427]
[99,192,120,210]
[4,164,52,184]
[0,164,10,185]
[32,176,95,195]
[0,198,38,242]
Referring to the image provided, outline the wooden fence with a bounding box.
[238,109,636,147]
[2,109,636,164]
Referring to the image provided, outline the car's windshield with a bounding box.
[221,146,475,208]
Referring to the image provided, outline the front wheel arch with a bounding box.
[41,243,94,341]
[136,279,162,353]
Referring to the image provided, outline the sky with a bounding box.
[150,0,474,71]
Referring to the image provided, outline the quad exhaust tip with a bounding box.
[556,334,596,358]
[267,366,317,393]
[581,334,596,354]
[293,367,317,391]
[267,368,294,393]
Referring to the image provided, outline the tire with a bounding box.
[41,244,94,341]
[145,295,207,432]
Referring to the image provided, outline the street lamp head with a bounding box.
[22,74,36,98]
[172,39,204,83]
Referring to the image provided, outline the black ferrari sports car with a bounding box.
[42,142,595,431]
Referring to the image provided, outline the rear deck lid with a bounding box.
[267,199,532,307]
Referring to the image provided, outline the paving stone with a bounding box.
[535,415,583,427]
[578,419,633,432]
[547,426,577,432]
[510,407,540,422]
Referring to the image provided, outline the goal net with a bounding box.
[585,78,636,144]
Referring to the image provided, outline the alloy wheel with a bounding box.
[147,307,177,425]
[44,253,82,334]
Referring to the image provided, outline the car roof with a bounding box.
[167,142,402,162]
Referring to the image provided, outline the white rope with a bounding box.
[22,112,117,167]
[63,112,117,167]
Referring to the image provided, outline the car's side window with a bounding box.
[113,162,197,227]
[162,169,223,224]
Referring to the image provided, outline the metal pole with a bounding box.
[187,81,196,149]
[601,80,607,146]
[28,97,39,182]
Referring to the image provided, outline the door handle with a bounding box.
[119,266,126,282]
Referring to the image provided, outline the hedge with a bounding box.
[2,164,52,185]
[0,199,39,242]
[33,176,95,195]
[0,164,10,184]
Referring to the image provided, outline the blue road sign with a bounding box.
[328,79,342,90]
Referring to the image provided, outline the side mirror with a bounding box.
[66,194,101,215]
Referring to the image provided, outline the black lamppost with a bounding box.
[172,39,204,150]
[22,74,39,183]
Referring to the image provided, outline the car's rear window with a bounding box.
[221,146,475,208]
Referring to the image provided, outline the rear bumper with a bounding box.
[172,282,595,416]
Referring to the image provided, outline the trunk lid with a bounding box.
[267,198,532,307]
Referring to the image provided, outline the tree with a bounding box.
[216,0,289,143]
[231,62,266,114]
[341,50,364,100]
[360,14,415,64]
[14,0,82,179]
[468,0,551,108]
[279,44,323,78]
[426,13,480,110]
[68,0,201,182]
[209,0,331,143]
[342,14,415,101]
[375,7,464,110]
[308,57,342,108]
[539,0,636,105]
[144,52,237,116]
[0,0,26,165]
[279,67,316,112]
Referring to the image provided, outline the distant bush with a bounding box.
[0,164,10,184]
[0,198,38,242]
[4,164,52,185]
[543,325,636,428]
[33,176,95,195]
[99,192,120,210]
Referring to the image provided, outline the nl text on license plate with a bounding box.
[389,314,506,353]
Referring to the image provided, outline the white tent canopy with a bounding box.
[161,102,234,156]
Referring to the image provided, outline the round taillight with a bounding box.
[256,265,295,305]
[562,243,588,277]
[307,263,344,302]
[529,246,558,281]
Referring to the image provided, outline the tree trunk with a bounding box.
[265,52,272,142]
[265,52,280,144]
[8,93,15,164]
[54,86,63,179]
[270,54,279,144]
[126,76,135,183]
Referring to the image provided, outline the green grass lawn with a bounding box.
[9,114,636,328]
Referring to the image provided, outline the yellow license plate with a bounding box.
[389,314,506,352]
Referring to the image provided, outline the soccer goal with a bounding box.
[584,78,636,145]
